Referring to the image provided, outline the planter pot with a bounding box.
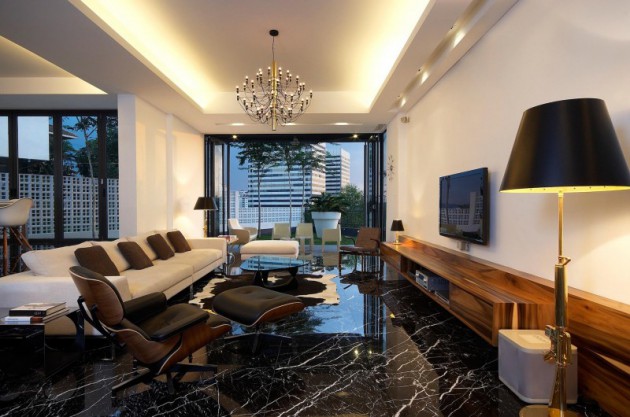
[311,211,341,237]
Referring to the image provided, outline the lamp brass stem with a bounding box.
[558,191,563,258]
[519,193,579,417]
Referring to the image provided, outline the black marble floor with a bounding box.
[0,254,609,417]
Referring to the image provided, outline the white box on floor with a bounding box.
[498,329,578,404]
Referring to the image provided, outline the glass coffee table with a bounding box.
[240,256,307,291]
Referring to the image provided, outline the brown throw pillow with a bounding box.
[147,234,174,260]
[74,246,119,276]
[167,230,191,253]
[117,241,154,270]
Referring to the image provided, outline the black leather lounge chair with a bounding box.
[69,266,231,397]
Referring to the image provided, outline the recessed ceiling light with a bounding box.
[335,122,350,126]
[231,122,245,126]
[453,29,466,48]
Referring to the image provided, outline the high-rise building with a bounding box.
[236,143,327,228]
[326,145,350,194]
[247,143,326,207]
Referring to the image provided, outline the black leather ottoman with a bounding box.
[212,285,305,352]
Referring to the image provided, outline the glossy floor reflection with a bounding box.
[0,253,609,416]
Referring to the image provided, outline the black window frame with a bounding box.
[0,109,118,248]
[204,132,386,240]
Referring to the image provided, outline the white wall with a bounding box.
[170,115,206,238]
[118,95,205,238]
[387,0,630,304]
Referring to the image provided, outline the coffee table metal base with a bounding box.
[253,266,299,291]
[240,256,307,292]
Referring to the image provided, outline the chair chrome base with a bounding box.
[112,362,219,397]
[223,330,294,354]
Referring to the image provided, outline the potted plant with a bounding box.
[306,193,348,237]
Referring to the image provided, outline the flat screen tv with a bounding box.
[439,167,489,245]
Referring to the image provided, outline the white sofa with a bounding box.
[0,230,226,323]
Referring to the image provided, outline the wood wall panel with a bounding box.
[578,349,630,417]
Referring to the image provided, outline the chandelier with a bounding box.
[236,29,312,131]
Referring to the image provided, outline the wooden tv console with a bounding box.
[380,236,630,417]
[381,237,555,345]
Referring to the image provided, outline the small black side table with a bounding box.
[0,307,84,377]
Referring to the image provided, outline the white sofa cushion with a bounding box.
[91,239,130,272]
[122,261,193,298]
[173,249,222,272]
[21,242,92,276]
[240,240,299,259]
[127,231,158,261]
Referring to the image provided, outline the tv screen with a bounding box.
[439,167,489,245]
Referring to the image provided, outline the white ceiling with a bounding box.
[0,0,518,134]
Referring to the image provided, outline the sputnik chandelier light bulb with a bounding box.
[236,29,312,131]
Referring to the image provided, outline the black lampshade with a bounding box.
[500,98,630,193]
[391,219,404,232]
[194,196,217,210]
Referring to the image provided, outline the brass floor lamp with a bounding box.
[500,98,630,417]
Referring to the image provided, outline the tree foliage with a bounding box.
[234,142,279,232]
[339,184,365,229]
[18,116,118,179]
[69,116,119,179]
[306,192,349,214]
[272,142,301,227]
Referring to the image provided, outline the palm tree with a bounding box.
[273,142,302,228]
[294,144,326,222]
[65,116,99,239]
[235,142,278,234]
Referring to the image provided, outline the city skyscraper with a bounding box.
[247,143,326,207]
[233,142,357,228]
[326,145,350,194]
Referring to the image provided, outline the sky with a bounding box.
[229,142,365,191]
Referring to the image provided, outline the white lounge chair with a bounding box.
[228,218,258,245]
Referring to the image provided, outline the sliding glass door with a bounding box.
[203,138,230,236]
[365,135,385,235]
[205,133,385,237]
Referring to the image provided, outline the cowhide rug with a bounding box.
[190,273,339,309]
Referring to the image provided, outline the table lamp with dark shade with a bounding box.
[500,98,630,417]
[390,219,404,245]
[194,196,217,237]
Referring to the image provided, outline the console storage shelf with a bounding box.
[381,237,554,346]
